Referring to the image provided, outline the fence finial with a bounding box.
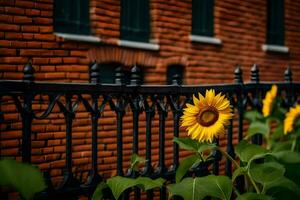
[251,64,259,83]
[115,66,125,85]
[23,61,35,83]
[130,65,141,86]
[234,65,243,84]
[284,66,293,83]
[90,61,100,84]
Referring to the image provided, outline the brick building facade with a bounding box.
[1,0,300,190]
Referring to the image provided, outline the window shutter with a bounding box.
[121,0,150,42]
[267,0,284,45]
[192,0,214,36]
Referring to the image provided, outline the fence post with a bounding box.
[284,66,293,107]
[171,74,181,172]
[250,64,262,145]
[234,66,245,191]
[22,62,34,163]
[86,62,102,186]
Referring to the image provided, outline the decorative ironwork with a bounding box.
[0,62,299,199]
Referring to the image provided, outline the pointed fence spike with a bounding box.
[130,65,141,86]
[251,64,259,83]
[90,61,100,84]
[234,65,243,84]
[23,61,35,83]
[284,65,293,83]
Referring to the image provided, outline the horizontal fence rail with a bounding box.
[0,63,300,199]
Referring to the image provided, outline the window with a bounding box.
[92,63,144,85]
[267,0,285,45]
[120,0,150,42]
[192,0,214,37]
[54,0,90,35]
[167,65,184,85]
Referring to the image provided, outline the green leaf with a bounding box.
[169,175,232,200]
[168,178,207,200]
[197,143,217,154]
[135,177,165,191]
[176,155,199,183]
[250,162,285,184]
[200,175,232,200]
[247,121,270,138]
[232,167,247,182]
[236,140,268,163]
[173,137,201,152]
[270,123,284,140]
[272,151,300,164]
[130,154,145,171]
[107,176,137,200]
[91,182,107,200]
[270,141,292,152]
[244,110,263,122]
[0,159,46,200]
[236,193,273,200]
[265,177,300,197]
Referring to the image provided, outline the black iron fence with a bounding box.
[0,63,299,199]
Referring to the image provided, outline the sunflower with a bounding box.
[284,104,300,135]
[181,89,233,143]
[262,85,278,117]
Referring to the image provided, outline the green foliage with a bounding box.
[175,155,199,183]
[249,162,285,185]
[0,159,46,200]
[247,121,270,138]
[130,153,146,171]
[244,110,263,122]
[236,193,273,200]
[173,137,216,154]
[169,175,232,200]
[235,140,268,163]
[106,176,165,200]
[91,182,107,200]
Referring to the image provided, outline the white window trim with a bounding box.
[190,35,222,45]
[262,44,289,53]
[54,32,101,43]
[118,40,160,51]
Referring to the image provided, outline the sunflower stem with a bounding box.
[217,147,239,169]
[291,137,297,152]
[247,171,260,194]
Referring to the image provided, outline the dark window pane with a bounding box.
[54,0,90,35]
[121,0,150,42]
[167,65,183,85]
[192,0,214,36]
[267,0,284,45]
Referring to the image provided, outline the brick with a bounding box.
[39,26,53,33]
[33,17,52,25]
[22,25,39,33]
[41,42,59,49]
[11,41,26,48]
[41,10,52,17]
[15,0,35,8]
[21,49,53,56]
[0,57,27,64]
[0,48,16,56]
[5,7,25,15]
[5,32,22,39]
[22,33,34,40]
[26,41,42,48]
[53,50,69,56]
[14,16,32,24]
[0,15,13,23]
[49,57,62,64]
[25,9,41,16]
[45,72,66,79]
[34,33,56,41]
[32,57,49,64]
[0,40,11,47]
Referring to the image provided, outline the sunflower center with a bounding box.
[197,106,219,127]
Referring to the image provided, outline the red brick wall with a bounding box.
[1,0,300,185]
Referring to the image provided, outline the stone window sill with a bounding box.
[262,44,289,53]
[54,32,101,43]
[118,40,160,51]
[190,35,222,45]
